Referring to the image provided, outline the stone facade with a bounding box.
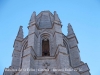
[3,11,91,75]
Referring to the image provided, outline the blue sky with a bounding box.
[0,0,100,75]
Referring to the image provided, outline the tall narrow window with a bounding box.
[42,39,50,56]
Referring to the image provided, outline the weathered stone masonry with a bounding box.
[3,11,91,75]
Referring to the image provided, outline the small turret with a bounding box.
[67,23,74,35]
[16,26,23,39]
[29,11,36,25]
[12,26,23,69]
[54,11,61,24]
[13,26,23,49]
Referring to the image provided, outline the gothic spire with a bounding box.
[67,23,74,35]
[29,11,36,25]
[13,26,23,48]
[54,11,61,23]
[16,26,23,39]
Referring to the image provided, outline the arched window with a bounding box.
[42,38,50,56]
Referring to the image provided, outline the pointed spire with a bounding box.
[16,26,23,39]
[54,11,61,22]
[68,23,74,35]
[29,11,36,25]
[13,26,23,48]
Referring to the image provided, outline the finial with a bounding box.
[54,11,61,22]
[16,26,23,39]
[68,23,74,35]
[29,11,36,25]
[68,23,71,26]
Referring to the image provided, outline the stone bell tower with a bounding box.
[3,11,91,75]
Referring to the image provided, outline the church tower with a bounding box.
[3,11,91,75]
